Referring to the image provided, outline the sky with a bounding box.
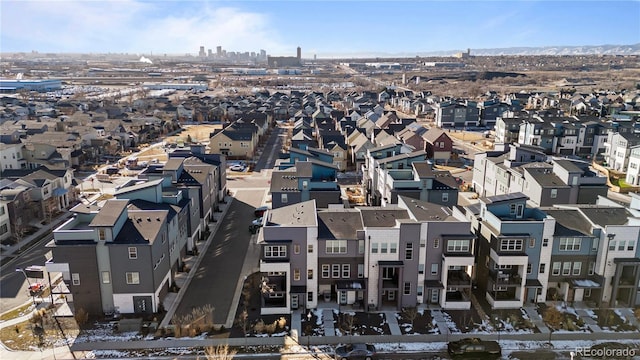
[1,0,639,57]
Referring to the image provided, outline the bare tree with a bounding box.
[205,344,237,360]
[402,307,419,329]
[235,307,249,338]
[340,313,355,335]
[543,306,563,331]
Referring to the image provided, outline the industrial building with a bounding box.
[0,79,62,93]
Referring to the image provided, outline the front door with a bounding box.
[133,296,152,314]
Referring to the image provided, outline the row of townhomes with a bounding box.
[257,191,640,315]
[48,149,226,316]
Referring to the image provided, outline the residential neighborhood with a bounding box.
[0,51,639,359]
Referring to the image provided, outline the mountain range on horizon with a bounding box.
[2,43,639,60]
[316,43,640,59]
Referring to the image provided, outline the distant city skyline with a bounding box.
[1,0,639,57]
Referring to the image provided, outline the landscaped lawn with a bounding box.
[586,309,639,332]
[395,308,439,335]
[538,303,590,333]
[333,310,391,336]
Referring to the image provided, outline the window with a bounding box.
[418,264,424,274]
[559,237,581,251]
[332,264,341,278]
[543,238,549,247]
[101,271,110,284]
[98,229,106,241]
[510,203,516,215]
[618,241,626,251]
[381,243,388,253]
[281,194,288,203]
[552,262,561,276]
[390,243,397,254]
[500,239,523,251]
[529,238,535,248]
[609,241,616,251]
[417,285,423,297]
[307,269,313,280]
[322,264,330,278]
[431,263,439,276]
[404,282,411,295]
[72,273,80,286]
[0,224,7,235]
[591,238,598,251]
[308,244,313,253]
[433,238,440,248]
[294,244,300,254]
[358,240,365,254]
[539,263,546,274]
[342,264,350,278]
[628,241,636,251]
[527,263,532,274]
[584,289,592,297]
[126,272,140,284]
[588,262,595,275]
[308,292,313,302]
[405,243,413,260]
[264,245,287,258]
[562,262,571,276]
[0,206,4,216]
[447,240,470,252]
[326,240,347,254]
[358,264,364,278]
[572,262,582,276]
[128,247,138,259]
[550,189,557,198]
[371,243,379,253]
[442,192,449,202]
[294,269,301,281]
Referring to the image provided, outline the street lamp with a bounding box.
[15,268,37,306]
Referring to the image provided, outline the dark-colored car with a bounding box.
[335,343,376,360]
[254,206,269,217]
[447,338,501,358]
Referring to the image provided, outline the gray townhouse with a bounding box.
[466,193,555,309]
[48,199,172,317]
[472,144,608,206]
[140,157,218,246]
[257,196,478,315]
[270,161,341,209]
[544,200,640,308]
[435,100,480,128]
[114,178,191,281]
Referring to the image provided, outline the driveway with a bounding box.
[173,189,265,325]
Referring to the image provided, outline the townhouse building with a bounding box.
[603,131,640,172]
[435,101,480,128]
[0,142,27,170]
[472,144,608,206]
[49,199,172,316]
[467,193,556,308]
[257,196,477,315]
[270,161,341,209]
[0,180,35,243]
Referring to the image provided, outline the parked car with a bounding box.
[335,343,376,360]
[254,206,269,217]
[252,217,264,227]
[229,164,245,172]
[447,338,501,358]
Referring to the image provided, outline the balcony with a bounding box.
[486,287,522,309]
[447,270,472,287]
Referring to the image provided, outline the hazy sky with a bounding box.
[1,0,639,57]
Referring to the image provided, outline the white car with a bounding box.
[229,164,245,172]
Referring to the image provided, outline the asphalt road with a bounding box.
[172,189,266,325]
[0,233,54,313]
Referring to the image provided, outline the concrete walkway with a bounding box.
[323,309,335,336]
[383,311,402,335]
[430,308,452,335]
[523,305,550,334]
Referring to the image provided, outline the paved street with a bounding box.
[172,189,265,326]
